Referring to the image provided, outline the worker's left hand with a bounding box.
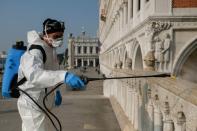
[55,90,62,106]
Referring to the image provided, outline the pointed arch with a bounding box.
[132,40,143,70]
[172,38,197,83]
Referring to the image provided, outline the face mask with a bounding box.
[51,37,63,47]
[45,33,63,48]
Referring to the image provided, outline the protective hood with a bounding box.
[27,30,43,45]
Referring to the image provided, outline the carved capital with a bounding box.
[125,58,132,69]
[146,21,172,40]
[144,50,155,71]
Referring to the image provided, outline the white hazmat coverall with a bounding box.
[17,30,66,131]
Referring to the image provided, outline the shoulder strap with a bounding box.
[17,77,27,86]
[28,45,48,95]
[29,45,47,63]
[16,45,47,87]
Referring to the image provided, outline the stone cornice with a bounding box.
[100,16,197,55]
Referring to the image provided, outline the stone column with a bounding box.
[127,88,132,121]
[120,8,123,34]
[115,13,119,40]
[82,58,84,67]
[147,99,154,131]
[118,11,121,39]
[75,58,78,67]
[141,0,146,11]
[133,0,138,18]
[81,46,84,54]
[126,87,130,116]
[87,59,90,66]
[128,0,131,20]
[93,58,96,67]
[163,102,174,131]
[75,45,78,55]
[87,46,90,54]
[93,46,96,54]
[117,83,121,104]
[131,84,135,124]
[123,2,127,25]
[68,38,74,68]
[154,104,163,131]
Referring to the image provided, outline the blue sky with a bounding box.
[0,0,99,53]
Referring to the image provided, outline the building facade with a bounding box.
[99,0,197,131]
[68,32,100,68]
[0,51,6,70]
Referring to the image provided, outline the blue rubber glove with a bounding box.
[55,90,62,106]
[64,72,85,89]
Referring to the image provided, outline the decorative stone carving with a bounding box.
[154,36,164,71]
[100,9,106,22]
[154,36,164,62]
[146,21,172,51]
[144,50,155,71]
[162,33,171,71]
[117,60,123,69]
[125,58,132,69]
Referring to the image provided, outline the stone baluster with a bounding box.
[163,102,174,131]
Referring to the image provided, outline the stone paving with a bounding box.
[0,67,121,131]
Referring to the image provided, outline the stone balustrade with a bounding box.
[101,64,197,131]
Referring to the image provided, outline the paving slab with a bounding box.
[0,68,121,131]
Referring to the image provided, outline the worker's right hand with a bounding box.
[64,72,85,89]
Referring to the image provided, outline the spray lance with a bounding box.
[79,72,171,85]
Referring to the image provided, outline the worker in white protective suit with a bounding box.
[17,18,85,131]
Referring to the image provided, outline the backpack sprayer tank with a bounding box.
[2,41,26,98]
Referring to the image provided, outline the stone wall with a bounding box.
[99,0,197,131]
